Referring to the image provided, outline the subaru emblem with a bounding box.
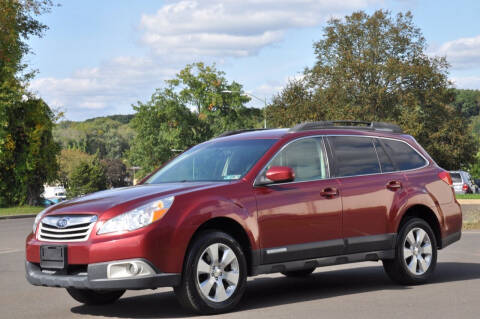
[56,217,69,228]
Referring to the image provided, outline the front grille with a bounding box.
[38,215,98,242]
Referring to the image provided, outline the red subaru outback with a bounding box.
[26,121,462,314]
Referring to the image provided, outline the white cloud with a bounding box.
[31,0,384,119]
[140,0,381,58]
[433,35,480,70]
[29,57,177,119]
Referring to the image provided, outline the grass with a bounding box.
[456,194,480,199]
[0,206,43,217]
[463,221,480,231]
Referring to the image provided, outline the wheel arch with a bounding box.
[183,217,256,276]
[397,204,443,249]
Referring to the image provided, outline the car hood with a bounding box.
[44,182,222,216]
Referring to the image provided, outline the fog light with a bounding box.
[106,259,155,279]
[127,262,141,275]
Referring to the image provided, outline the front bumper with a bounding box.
[25,260,180,290]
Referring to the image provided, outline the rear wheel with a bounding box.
[174,231,247,314]
[281,268,315,277]
[383,218,437,285]
[66,288,125,305]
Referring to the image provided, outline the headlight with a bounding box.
[33,208,49,234]
[97,196,174,235]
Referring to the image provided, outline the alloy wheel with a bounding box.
[403,227,433,275]
[196,243,240,302]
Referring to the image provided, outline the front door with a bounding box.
[254,137,343,264]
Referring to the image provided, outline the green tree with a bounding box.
[0,0,58,206]
[57,149,94,188]
[129,63,263,176]
[267,10,477,170]
[128,87,204,175]
[101,158,128,188]
[167,62,263,136]
[453,89,480,118]
[67,158,107,198]
[53,115,135,160]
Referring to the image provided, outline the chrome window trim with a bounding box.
[253,134,430,187]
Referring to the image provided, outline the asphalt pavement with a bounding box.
[1,217,479,319]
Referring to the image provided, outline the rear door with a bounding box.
[255,136,343,264]
[327,135,407,254]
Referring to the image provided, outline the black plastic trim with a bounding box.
[252,250,395,275]
[289,121,403,133]
[441,231,461,249]
[25,260,180,290]
[346,233,396,254]
[259,233,396,265]
[262,239,345,264]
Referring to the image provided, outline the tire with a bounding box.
[174,231,247,315]
[281,268,316,277]
[66,288,125,305]
[383,217,437,285]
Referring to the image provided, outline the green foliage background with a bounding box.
[67,158,108,198]
[267,10,477,171]
[0,0,59,206]
[4,4,480,207]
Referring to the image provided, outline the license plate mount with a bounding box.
[40,245,68,270]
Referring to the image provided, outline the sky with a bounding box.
[26,0,480,121]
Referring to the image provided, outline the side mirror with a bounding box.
[265,166,295,183]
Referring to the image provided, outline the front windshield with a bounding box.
[146,139,276,183]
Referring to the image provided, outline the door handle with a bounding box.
[386,180,402,191]
[320,187,339,198]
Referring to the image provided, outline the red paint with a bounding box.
[265,166,295,183]
[26,128,462,274]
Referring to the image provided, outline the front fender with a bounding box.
[159,183,258,273]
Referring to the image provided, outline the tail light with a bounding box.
[463,184,469,191]
[438,171,452,186]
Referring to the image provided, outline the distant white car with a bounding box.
[449,171,478,194]
[41,186,67,203]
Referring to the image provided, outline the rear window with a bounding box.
[328,136,380,177]
[380,139,427,171]
[451,173,462,183]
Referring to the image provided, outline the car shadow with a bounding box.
[71,262,480,318]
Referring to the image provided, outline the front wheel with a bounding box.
[174,231,247,314]
[383,218,437,285]
[66,288,125,305]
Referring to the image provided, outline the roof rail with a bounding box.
[216,128,267,138]
[289,121,403,133]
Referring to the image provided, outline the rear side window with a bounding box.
[381,139,427,171]
[451,173,462,183]
[328,136,380,177]
[373,139,395,173]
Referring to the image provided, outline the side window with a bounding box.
[264,137,328,182]
[374,138,395,173]
[381,139,427,170]
[328,136,380,177]
[451,173,462,183]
